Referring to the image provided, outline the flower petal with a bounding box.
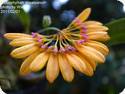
[69,8,91,26]
[46,54,59,83]
[4,33,32,40]
[20,51,40,76]
[86,26,109,33]
[76,53,94,76]
[9,37,35,47]
[10,43,39,58]
[77,52,97,70]
[58,54,74,82]
[84,41,109,55]
[30,52,50,72]
[66,53,86,72]
[66,53,93,76]
[83,21,103,26]
[87,32,110,41]
[76,45,105,63]
[86,25,108,31]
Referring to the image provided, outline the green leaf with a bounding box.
[106,18,125,46]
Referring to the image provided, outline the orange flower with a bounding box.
[4,8,110,83]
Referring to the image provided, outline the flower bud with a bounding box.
[42,15,52,28]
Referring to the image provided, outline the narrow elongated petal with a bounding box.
[76,8,91,22]
[84,41,109,55]
[46,54,59,83]
[87,32,110,41]
[58,54,74,82]
[20,51,40,75]
[4,33,32,40]
[66,53,87,73]
[86,30,106,33]
[9,38,35,47]
[86,27,108,33]
[83,21,103,26]
[76,53,94,76]
[11,43,39,58]
[75,45,105,63]
[66,53,93,76]
[30,52,50,72]
[86,25,108,31]
[69,8,91,26]
[77,52,97,70]
[81,25,108,34]
[84,62,93,76]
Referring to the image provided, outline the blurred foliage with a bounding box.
[17,9,30,33]
[107,18,125,46]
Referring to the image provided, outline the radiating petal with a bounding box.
[75,45,105,63]
[86,26,109,33]
[77,52,97,70]
[66,53,93,76]
[9,37,35,47]
[30,52,50,72]
[86,30,106,33]
[86,25,108,31]
[81,25,108,34]
[87,32,110,41]
[58,54,74,82]
[69,8,91,26]
[84,41,109,55]
[4,33,32,40]
[76,53,94,76]
[20,51,40,76]
[46,53,59,83]
[83,21,103,26]
[10,43,39,58]
[66,53,86,72]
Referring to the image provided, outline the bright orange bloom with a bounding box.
[4,8,110,83]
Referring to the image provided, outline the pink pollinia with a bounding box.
[4,8,110,83]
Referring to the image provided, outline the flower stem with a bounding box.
[38,27,61,33]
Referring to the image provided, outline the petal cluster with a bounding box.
[4,8,110,83]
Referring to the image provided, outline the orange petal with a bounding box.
[66,53,86,72]
[83,21,103,26]
[69,8,91,26]
[87,32,110,41]
[46,54,59,83]
[86,25,108,31]
[9,37,35,47]
[75,53,94,76]
[76,52,97,70]
[84,41,109,56]
[58,54,74,82]
[4,33,32,40]
[86,26,109,33]
[75,45,105,63]
[30,52,50,72]
[86,30,106,33]
[20,51,40,76]
[11,43,39,58]
[66,53,93,76]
